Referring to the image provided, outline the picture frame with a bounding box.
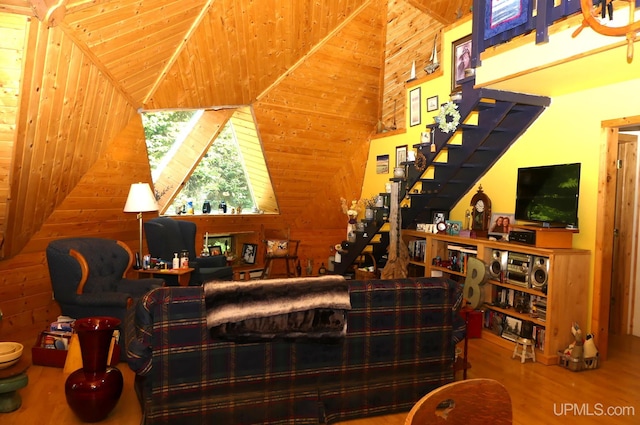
[488,212,515,239]
[395,145,407,167]
[211,245,223,256]
[451,35,472,93]
[446,220,462,236]
[431,210,448,224]
[409,87,421,126]
[484,0,529,40]
[241,243,258,264]
[376,154,389,174]
[426,95,439,112]
[501,316,523,342]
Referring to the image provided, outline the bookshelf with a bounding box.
[401,230,591,365]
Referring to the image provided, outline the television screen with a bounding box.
[514,163,581,227]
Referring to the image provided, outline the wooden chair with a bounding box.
[404,378,512,425]
[260,228,300,278]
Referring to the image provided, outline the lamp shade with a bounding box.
[123,183,159,213]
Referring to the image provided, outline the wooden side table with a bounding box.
[137,268,194,287]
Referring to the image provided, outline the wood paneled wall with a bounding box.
[4,15,138,258]
[0,116,150,342]
[381,1,444,131]
[0,14,25,245]
[0,0,454,342]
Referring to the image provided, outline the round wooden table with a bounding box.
[0,350,30,413]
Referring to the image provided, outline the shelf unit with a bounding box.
[402,230,591,365]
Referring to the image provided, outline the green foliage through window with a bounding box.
[142,110,256,215]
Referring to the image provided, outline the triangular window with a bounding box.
[141,106,277,215]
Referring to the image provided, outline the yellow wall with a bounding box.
[362,15,640,329]
[362,16,472,199]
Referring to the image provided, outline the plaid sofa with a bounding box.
[125,277,465,425]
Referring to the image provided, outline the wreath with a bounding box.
[437,101,461,133]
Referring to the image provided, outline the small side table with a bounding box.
[137,268,194,287]
[0,353,30,413]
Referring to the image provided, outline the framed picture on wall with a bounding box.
[409,87,421,126]
[376,154,389,174]
[395,145,407,167]
[452,35,472,92]
[427,95,439,112]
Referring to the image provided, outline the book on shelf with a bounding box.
[533,326,545,350]
[408,239,426,262]
[446,244,477,274]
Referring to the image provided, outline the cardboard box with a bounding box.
[32,331,121,368]
[32,332,69,367]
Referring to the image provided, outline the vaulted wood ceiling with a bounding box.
[0,0,471,258]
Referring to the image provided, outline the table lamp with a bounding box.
[123,182,158,269]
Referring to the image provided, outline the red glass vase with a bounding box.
[64,317,123,422]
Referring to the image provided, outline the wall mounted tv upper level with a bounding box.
[514,163,581,228]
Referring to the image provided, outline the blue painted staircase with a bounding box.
[333,77,551,276]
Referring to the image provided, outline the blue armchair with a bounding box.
[144,217,233,285]
[46,237,164,324]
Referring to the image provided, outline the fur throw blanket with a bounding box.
[204,275,351,341]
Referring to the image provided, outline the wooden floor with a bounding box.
[3,334,639,424]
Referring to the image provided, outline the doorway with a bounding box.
[593,116,640,360]
[610,132,639,336]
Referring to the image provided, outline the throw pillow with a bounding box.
[266,240,288,257]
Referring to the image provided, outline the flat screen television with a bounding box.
[514,163,581,227]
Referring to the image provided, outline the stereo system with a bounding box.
[530,256,549,289]
[488,249,508,280]
[504,252,549,291]
[509,229,536,245]
[506,252,531,288]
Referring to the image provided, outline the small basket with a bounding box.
[557,351,599,372]
[354,252,379,280]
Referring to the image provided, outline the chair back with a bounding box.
[404,378,512,424]
[144,217,197,261]
[46,238,130,300]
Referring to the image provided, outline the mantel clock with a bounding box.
[470,185,491,237]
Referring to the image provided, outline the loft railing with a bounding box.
[471,0,580,68]
[471,0,640,68]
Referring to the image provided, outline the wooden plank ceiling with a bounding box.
[408,0,473,24]
[0,0,472,258]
